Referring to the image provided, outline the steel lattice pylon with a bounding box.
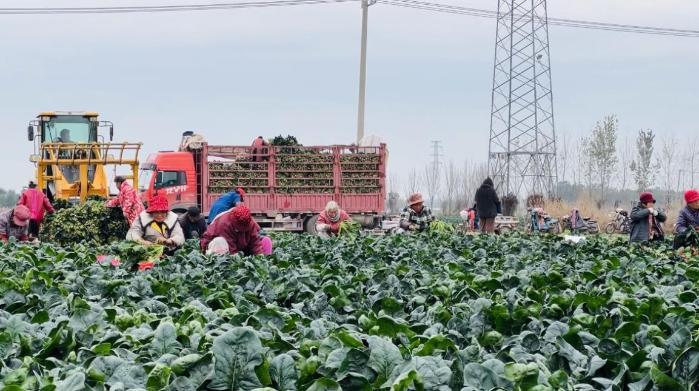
[488,0,557,197]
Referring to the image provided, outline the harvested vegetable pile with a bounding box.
[208,136,382,195]
[40,200,129,246]
[2,233,698,389]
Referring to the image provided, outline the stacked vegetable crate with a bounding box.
[208,160,269,194]
[275,146,334,194]
[340,148,381,194]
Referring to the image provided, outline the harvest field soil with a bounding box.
[1,233,699,390]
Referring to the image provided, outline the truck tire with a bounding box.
[304,215,319,235]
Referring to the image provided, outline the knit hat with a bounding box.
[408,193,424,206]
[685,189,699,204]
[639,192,656,204]
[146,195,170,213]
[236,187,246,202]
[13,205,31,226]
[231,205,253,229]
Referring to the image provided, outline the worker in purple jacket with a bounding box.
[674,189,699,249]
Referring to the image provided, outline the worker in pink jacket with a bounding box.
[106,176,145,225]
[17,181,55,238]
[315,201,350,237]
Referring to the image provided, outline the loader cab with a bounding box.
[140,151,197,213]
[28,112,113,145]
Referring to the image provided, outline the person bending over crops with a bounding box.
[629,192,667,244]
[200,205,269,256]
[126,195,185,250]
[0,205,31,242]
[316,201,350,237]
[673,189,699,249]
[208,187,245,223]
[399,193,434,232]
[179,206,208,240]
[475,177,501,234]
[17,180,55,238]
[106,176,145,225]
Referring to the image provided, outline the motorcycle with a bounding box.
[560,209,599,234]
[528,208,560,234]
[604,208,630,234]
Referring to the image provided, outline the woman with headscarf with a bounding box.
[126,194,185,250]
[315,201,350,237]
[200,205,269,256]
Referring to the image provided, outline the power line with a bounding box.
[1,0,697,38]
[377,0,699,38]
[0,0,358,14]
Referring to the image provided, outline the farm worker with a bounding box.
[316,201,350,237]
[673,189,699,249]
[399,193,434,232]
[126,194,185,250]
[475,177,501,234]
[468,208,476,231]
[200,205,268,256]
[208,187,245,223]
[251,136,269,162]
[106,176,145,225]
[17,180,55,238]
[179,206,208,240]
[0,205,31,242]
[629,192,667,244]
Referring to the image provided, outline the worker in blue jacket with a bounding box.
[208,188,245,223]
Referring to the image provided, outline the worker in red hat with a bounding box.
[629,191,667,244]
[399,193,434,232]
[673,189,699,249]
[0,205,32,242]
[200,205,268,256]
[126,194,185,250]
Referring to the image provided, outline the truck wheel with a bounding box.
[304,215,319,235]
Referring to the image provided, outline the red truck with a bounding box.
[139,132,387,232]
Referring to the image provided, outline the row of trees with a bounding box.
[389,114,697,215]
[559,114,698,207]
[0,188,20,208]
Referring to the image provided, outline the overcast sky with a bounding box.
[0,0,697,193]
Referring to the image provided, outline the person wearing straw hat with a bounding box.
[399,193,434,232]
[0,205,32,242]
[126,194,184,250]
[629,191,667,244]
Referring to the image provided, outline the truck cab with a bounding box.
[139,151,198,213]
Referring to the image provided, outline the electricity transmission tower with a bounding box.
[427,140,443,208]
[488,0,557,197]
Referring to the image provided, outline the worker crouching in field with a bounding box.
[399,193,434,233]
[179,206,208,240]
[0,205,31,242]
[106,176,145,225]
[200,205,272,256]
[674,189,699,249]
[208,187,245,223]
[316,201,350,237]
[629,192,667,244]
[126,195,185,251]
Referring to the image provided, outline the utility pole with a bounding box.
[356,0,375,144]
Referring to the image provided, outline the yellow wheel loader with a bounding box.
[28,111,141,203]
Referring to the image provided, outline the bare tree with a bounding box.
[557,132,570,183]
[581,136,594,197]
[442,160,461,214]
[423,163,442,210]
[681,137,698,189]
[630,129,658,192]
[588,115,618,203]
[658,136,677,206]
[617,136,632,191]
[404,168,422,200]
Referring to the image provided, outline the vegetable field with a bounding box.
[1,233,699,390]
